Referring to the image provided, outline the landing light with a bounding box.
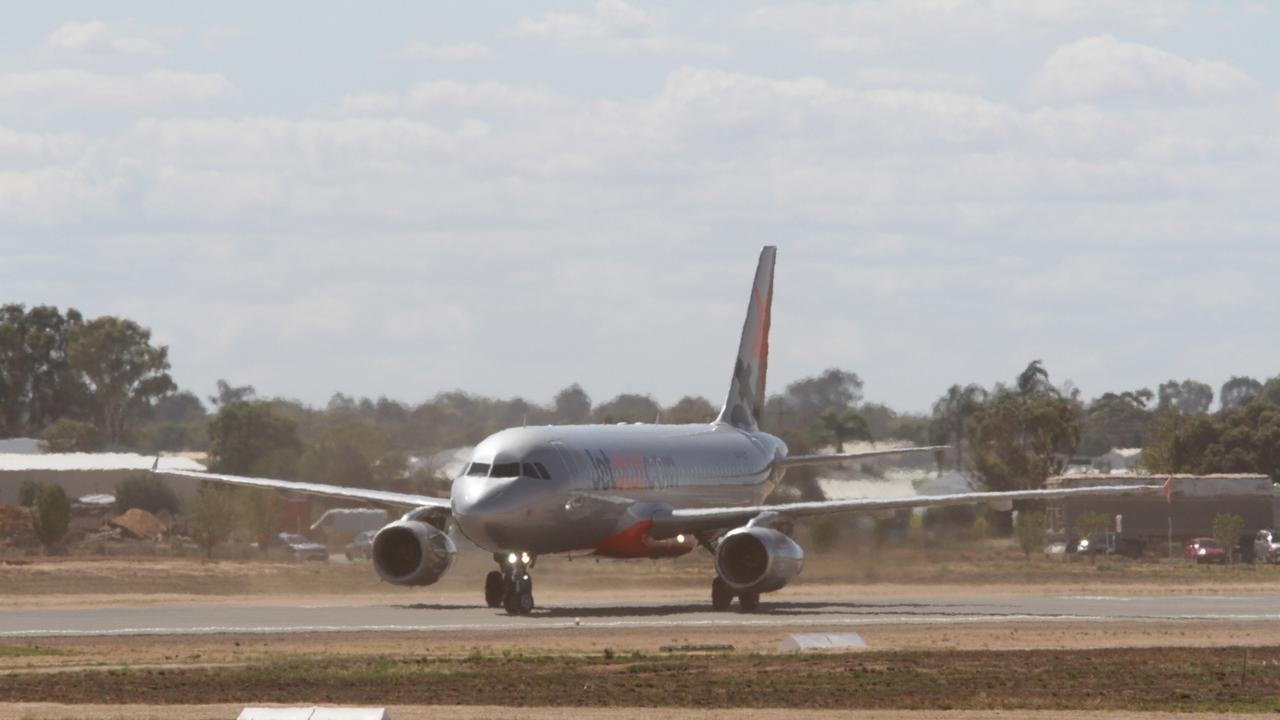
[520,552,531,564]
[676,534,686,544]
[507,552,518,564]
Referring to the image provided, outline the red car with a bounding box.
[1184,537,1228,564]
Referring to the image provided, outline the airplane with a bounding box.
[155,246,1167,615]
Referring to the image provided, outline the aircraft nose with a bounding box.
[452,476,550,551]
[452,476,521,517]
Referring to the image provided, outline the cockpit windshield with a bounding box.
[491,462,521,478]
[465,460,552,479]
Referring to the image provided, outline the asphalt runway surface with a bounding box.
[2,594,1278,638]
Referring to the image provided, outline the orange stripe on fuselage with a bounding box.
[592,519,695,559]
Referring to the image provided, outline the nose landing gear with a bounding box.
[488,552,535,615]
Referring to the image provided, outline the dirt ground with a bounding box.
[1,547,1277,715]
[0,646,1276,711]
[0,703,1271,717]
[2,545,1277,609]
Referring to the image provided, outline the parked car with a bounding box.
[1073,532,1143,559]
[1254,529,1280,564]
[277,532,330,562]
[345,530,376,561]
[1184,537,1227,564]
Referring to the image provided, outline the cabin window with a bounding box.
[467,462,491,477]
[491,462,521,478]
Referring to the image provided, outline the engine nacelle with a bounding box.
[372,520,457,587]
[714,525,805,594]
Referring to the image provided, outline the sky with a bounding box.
[2,1,1278,414]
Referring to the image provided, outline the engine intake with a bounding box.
[372,520,457,586]
[714,525,804,593]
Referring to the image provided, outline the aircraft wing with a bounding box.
[647,481,1169,539]
[152,468,450,510]
[777,445,947,468]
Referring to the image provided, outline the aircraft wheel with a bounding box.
[738,591,760,612]
[504,587,534,615]
[711,577,734,611]
[484,571,504,608]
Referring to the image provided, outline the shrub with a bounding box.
[38,418,105,453]
[1212,513,1245,560]
[32,484,71,552]
[114,473,180,515]
[188,484,237,559]
[17,480,41,508]
[1014,510,1046,560]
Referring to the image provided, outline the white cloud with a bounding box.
[745,0,1191,54]
[40,20,178,59]
[339,81,568,115]
[1029,36,1262,104]
[0,69,238,114]
[510,0,729,57]
[388,41,498,62]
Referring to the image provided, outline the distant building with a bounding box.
[0,439,40,455]
[1093,448,1143,474]
[1046,473,1276,552]
[0,453,206,506]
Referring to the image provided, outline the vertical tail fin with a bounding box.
[716,246,776,430]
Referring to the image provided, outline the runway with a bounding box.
[2,593,1278,638]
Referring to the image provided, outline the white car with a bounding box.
[1253,529,1279,564]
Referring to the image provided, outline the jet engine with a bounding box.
[713,525,804,594]
[372,519,457,587]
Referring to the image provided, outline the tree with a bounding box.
[114,473,180,515]
[816,408,870,452]
[150,391,208,423]
[1015,360,1055,399]
[17,480,41,508]
[241,488,282,553]
[1014,510,1046,560]
[552,384,592,424]
[1212,513,1245,561]
[297,438,374,488]
[1078,389,1153,456]
[38,418,104,453]
[32,484,71,553]
[209,379,256,408]
[1157,379,1214,415]
[930,384,987,469]
[0,304,90,437]
[665,395,717,424]
[1220,376,1262,410]
[593,394,661,424]
[206,402,303,476]
[968,390,1079,492]
[1074,511,1112,541]
[68,316,176,445]
[188,484,237,559]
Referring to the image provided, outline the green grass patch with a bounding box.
[0,644,70,657]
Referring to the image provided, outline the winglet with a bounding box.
[151,455,160,472]
[1163,476,1172,504]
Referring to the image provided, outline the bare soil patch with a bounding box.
[0,705,1256,720]
[2,544,1277,609]
[0,647,1276,711]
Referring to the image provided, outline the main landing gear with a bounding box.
[711,576,759,612]
[486,552,535,615]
